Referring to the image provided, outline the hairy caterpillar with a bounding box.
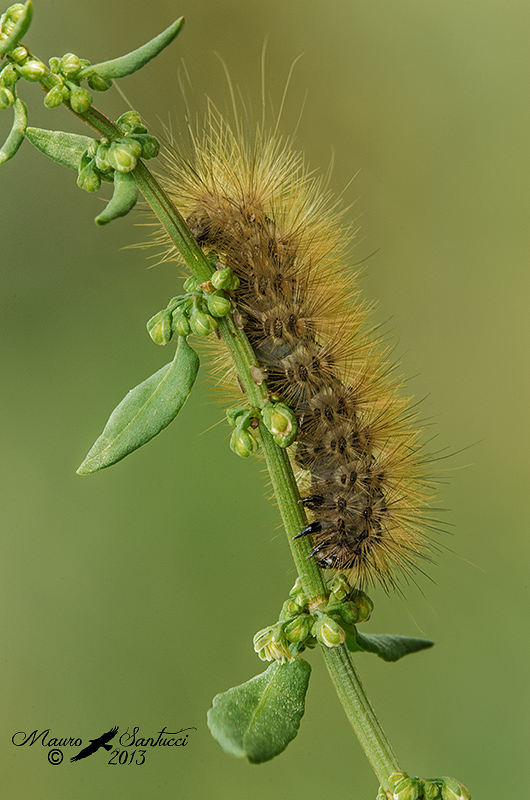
[158,107,435,592]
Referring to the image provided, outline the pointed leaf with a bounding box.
[0,2,33,56]
[0,97,27,165]
[95,169,138,225]
[345,628,434,662]
[207,659,311,764]
[25,127,94,170]
[77,336,199,474]
[77,17,184,82]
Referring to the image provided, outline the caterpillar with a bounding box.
[158,107,435,592]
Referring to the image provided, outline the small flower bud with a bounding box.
[230,428,256,458]
[107,141,140,172]
[279,599,301,619]
[69,86,92,113]
[283,615,313,644]
[48,57,60,73]
[4,3,25,23]
[423,781,442,800]
[329,574,351,601]
[116,110,143,130]
[10,46,28,65]
[95,142,111,171]
[59,53,82,78]
[183,276,201,293]
[147,311,173,345]
[87,71,113,92]
[441,778,471,800]
[1,64,19,87]
[189,308,217,337]
[171,309,191,337]
[0,86,15,109]
[206,290,232,318]
[129,133,159,159]
[261,402,298,447]
[313,614,346,648]
[17,59,46,81]
[43,85,65,109]
[388,772,421,800]
[210,266,234,290]
[77,162,101,193]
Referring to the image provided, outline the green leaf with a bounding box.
[95,169,138,225]
[0,1,33,56]
[207,660,311,764]
[77,336,199,474]
[345,628,434,662]
[25,126,94,170]
[0,96,27,165]
[77,17,185,83]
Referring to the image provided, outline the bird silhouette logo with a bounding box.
[70,726,119,762]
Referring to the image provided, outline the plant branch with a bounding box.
[64,100,402,792]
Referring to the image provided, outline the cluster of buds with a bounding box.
[253,576,375,662]
[147,268,237,347]
[226,407,259,459]
[378,772,471,800]
[0,5,44,108]
[77,111,160,193]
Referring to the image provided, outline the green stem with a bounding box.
[63,99,401,792]
[322,645,399,782]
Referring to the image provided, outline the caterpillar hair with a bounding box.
[155,100,439,593]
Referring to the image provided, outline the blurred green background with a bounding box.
[1,1,528,797]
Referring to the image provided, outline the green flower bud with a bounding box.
[59,53,82,78]
[106,141,139,172]
[86,71,113,92]
[4,4,26,23]
[388,773,421,800]
[441,778,471,800]
[69,86,92,113]
[280,599,301,619]
[313,614,345,648]
[189,308,217,337]
[9,45,27,64]
[171,309,191,338]
[376,789,387,800]
[423,781,442,800]
[18,59,46,81]
[210,266,234,290]
[130,133,160,159]
[43,86,64,109]
[261,402,298,447]
[77,162,101,193]
[230,428,256,458]
[183,276,201,293]
[95,142,111,171]
[147,311,173,345]
[48,56,60,73]
[283,615,313,644]
[1,64,19,86]
[116,110,143,130]
[329,574,351,601]
[206,290,231,318]
[0,86,14,109]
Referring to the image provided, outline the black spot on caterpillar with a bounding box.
[159,109,436,592]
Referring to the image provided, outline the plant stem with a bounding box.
[64,101,402,791]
